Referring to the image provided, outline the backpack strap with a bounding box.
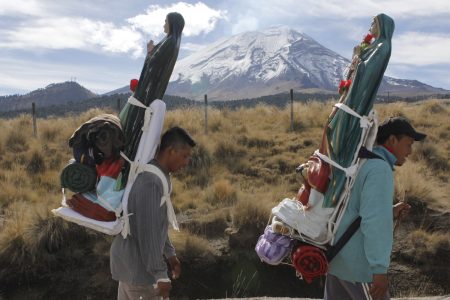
[326,216,361,261]
[141,164,179,231]
[358,146,383,160]
[325,148,382,261]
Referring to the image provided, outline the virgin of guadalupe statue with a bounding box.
[323,13,395,207]
[119,12,185,187]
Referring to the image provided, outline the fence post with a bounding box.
[290,89,294,131]
[32,102,37,137]
[204,94,208,135]
[117,98,121,113]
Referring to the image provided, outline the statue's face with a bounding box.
[370,17,380,38]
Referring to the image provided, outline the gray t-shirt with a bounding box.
[110,161,176,285]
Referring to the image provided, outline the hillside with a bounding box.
[0,99,448,299]
[0,81,97,112]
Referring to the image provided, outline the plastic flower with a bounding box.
[130,79,139,92]
[360,33,374,51]
[338,79,352,94]
[363,33,374,44]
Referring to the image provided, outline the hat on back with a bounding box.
[376,116,426,144]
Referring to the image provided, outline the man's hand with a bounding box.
[393,201,411,220]
[370,274,389,300]
[157,280,172,299]
[168,256,181,280]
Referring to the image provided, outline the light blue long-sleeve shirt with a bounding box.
[328,146,396,283]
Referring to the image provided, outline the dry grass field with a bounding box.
[0,99,448,299]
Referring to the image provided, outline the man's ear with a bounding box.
[384,134,396,147]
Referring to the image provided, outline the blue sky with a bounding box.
[1,0,450,96]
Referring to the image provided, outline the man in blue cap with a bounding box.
[325,116,426,300]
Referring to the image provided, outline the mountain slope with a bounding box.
[0,81,97,112]
[165,26,448,100]
[167,26,348,100]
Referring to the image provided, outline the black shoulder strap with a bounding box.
[325,147,381,262]
[326,216,362,262]
[358,146,382,160]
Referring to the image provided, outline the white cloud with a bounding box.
[0,17,144,57]
[0,1,226,57]
[0,0,45,17]
[391,32,450,65]
[250,0,450,19]
[231,15,259,35]
[181,42,207,52]
[128,2,227,38]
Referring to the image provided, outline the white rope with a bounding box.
[127,95,154,132]
[334,103,372,129]
[119,152,179,231]
[314,150,358,178]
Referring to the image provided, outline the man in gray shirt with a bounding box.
[111,126,196,300]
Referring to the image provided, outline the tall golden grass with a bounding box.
[0,99,448,297]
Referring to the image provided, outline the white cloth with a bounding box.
[121,99,166,238]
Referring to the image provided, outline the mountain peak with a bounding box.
[169,26,348,100]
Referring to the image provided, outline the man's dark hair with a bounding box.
[159,126,196,152]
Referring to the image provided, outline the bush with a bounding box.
[410,142,449,172]
[232,198,270,234]
[205,179,238,207]
[5,131,29,152]
[40,125,60,142]
[409,229,450,266]
[26,151,46,175]
[182,143,213,187]
[214,140,246,171]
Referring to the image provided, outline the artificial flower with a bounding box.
[130,79,139,92]
[338,79,352,94]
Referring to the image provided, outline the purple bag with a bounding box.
[255,225,293,265]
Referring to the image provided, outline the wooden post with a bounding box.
[117,98,121,113]
[290,89,294,131]
[32,102,37,137]
[204,94,208,135]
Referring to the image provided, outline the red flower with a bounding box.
[338,79,352,94]
[363,33,373,44]
[130,79,138,92]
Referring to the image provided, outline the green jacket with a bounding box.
[328,146,396,283]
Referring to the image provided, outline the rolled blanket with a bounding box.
[60,161,97,193]
[67,193,116,222]
[291,244,328,283]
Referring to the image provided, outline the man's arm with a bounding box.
[359,164,394,298]
[132,174,169,281]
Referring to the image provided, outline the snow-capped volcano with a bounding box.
[168,26,350,100]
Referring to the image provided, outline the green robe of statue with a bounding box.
[323,13,395,207]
